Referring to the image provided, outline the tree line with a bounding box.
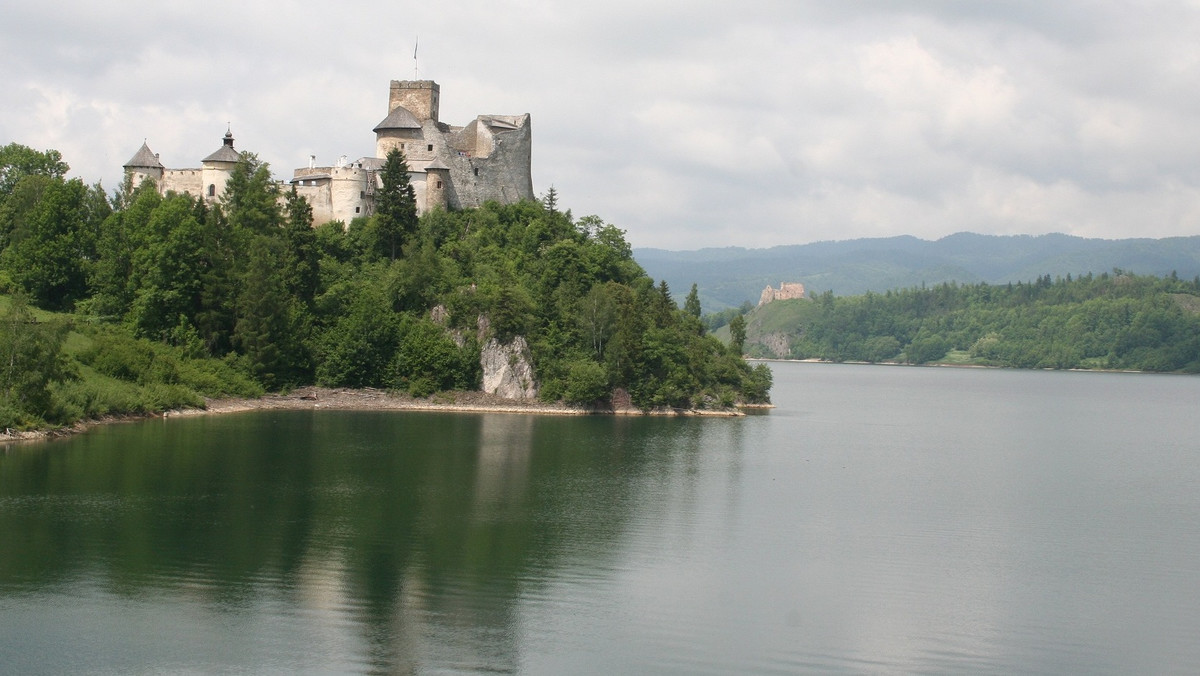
[743,272,1200,372]
[0,143,770,429]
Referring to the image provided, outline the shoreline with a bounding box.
[2,387,754,445]
[748,356,1162,374]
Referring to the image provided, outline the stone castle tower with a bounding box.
[124,80,534,225]
[125,129,243,203]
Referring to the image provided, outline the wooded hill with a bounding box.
[732,271,1200,373]
[637,233,1200,312]
[0,143,770,430]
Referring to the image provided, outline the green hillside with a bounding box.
[637,233,1200,312]
[738,272,1200,373]
[1,144,770,430]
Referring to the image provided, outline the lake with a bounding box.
[2,362,1199,674]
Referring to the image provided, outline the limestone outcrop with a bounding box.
[759,282,806,306]
[480,336,538,401]
[758,332,792,359]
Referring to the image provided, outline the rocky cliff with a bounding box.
[480,336,538,400]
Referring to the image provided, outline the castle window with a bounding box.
[355,207,361,214]
[474,168,479,176]
[427,144,433,152]
[360,191,365,198]
[207,184,215,197]
[437,181,443,189]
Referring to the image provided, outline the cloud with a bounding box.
[3,0,1200,249]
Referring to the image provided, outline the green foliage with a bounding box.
[0,295,74,427]
[222,153,282,234]
[683,283,702,319]
[375,148,419,260]
[3,142,771,426]
[0,176,104,309]
[389,315,480,396]
[748,272,1200,372]
[728,314,747,355]
[316,286,400,388]
[232,236,311,388]
[562,359,609,405]
[0,142,68,201]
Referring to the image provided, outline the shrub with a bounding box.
[562,359,609,405]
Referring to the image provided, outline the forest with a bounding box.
[0,143,771,430]
[740,272,1200,372]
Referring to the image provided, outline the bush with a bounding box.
[562,359,609,405]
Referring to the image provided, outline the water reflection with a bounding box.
[0,411,704,673]
[5,365,1200,674]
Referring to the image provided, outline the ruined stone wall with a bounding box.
[759,282,807,306]
[442,115,533,208]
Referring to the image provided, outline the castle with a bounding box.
[123,80,534,225]
[759,282,807,305]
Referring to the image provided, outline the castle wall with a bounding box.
[441,115,533,208]
[130,80,531,226]
[376,129,423,161]
[126,167,164,192]
[161,168,204,197]
[291,179,333,225]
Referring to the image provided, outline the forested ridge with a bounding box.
[0,143,770,430]
[739,272,1200,372]
[638,232,1200,311]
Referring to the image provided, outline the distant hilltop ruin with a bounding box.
[759,282,806,306]
[123,80,534,225]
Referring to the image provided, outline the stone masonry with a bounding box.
[759,282,807,306]
[124,80,534,226]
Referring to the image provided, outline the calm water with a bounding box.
[2,363,1200,674]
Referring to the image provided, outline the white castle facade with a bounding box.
[123,80,534,225]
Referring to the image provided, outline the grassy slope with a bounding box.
[2,294,263,430]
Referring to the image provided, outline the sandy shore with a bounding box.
[2,387,752,445]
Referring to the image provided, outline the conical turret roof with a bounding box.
[373,105,422,132]
[124,141,163,169]
[203,129,240,164]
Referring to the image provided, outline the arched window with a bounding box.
[207,184,216,197]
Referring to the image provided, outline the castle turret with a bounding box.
[374,104,423,160]
[200,129,240,200]
[123,141,164,190]
[424,159,450,212]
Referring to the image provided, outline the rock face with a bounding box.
[759,332,792,359]
[759,282,806,306]
[480,336,538,400]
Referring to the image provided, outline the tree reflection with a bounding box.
[0,410,716,673]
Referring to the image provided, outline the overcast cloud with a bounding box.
[4,1,1200,249]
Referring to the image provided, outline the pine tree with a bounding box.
[376,148,418,260]
[684,283,702,318]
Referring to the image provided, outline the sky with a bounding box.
[4,1,1200,250]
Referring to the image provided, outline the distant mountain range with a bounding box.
[634,233,1200,312]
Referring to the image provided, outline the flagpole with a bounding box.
[414,37,419,78]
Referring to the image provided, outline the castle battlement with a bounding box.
[124,80,533,226]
